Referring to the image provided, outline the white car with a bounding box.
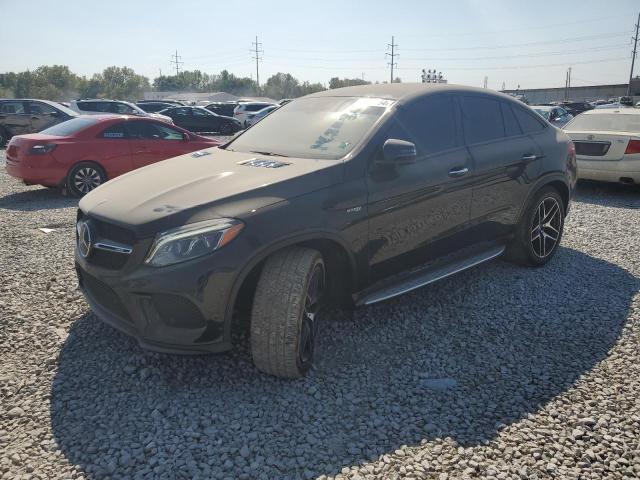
[233,102,277,126]
[531,105,574,127]
[245,105,278,127]
[563,109,640,185]
[70,99,173,123]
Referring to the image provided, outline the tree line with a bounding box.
[0,65,398,102]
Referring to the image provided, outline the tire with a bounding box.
[219,123,234,135]
[250,247,326,378]
[505,186,565,266]
[66,162,106,197]
[0,128,9,148]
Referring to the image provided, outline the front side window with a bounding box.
[1,101,26,114]
[192,108,210,117]
[173,107,190,116]
[112,103,136,114]
[228,96,392,160]
[394,95,457,155]
[127,121,183,140]
[460,96,505,144]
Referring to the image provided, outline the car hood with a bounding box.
[79,147,343,237]
[148,113,173,123]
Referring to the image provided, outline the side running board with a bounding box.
[356,244,506,306]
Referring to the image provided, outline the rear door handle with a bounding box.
[448,167,469,177]
[522,154,539,162]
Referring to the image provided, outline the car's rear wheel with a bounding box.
[219,123,234,135]
[250,247,325,378]
[67,162,106,197]
[505,186,565,266]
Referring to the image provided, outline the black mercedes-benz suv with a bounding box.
[75,84,577,378]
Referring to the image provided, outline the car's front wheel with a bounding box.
[250,247,325,378]
[66,162,106,197]
[505,186,565,266]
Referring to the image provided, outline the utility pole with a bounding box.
[170,50,183,76]
[252,36,263,93]
[483,76,488,89]
[386,36,398,83]
[567,67,572,99]
[628,12,640,96]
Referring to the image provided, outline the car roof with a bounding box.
[582,108,640,115]
[306,82,520,105]
[531,105,555,110]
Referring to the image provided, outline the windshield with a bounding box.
[39,117,99,136]
[533,108,551,120]
[227,96,393,159]
[564,113,640,132]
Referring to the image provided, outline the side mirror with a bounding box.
[182,132,190,142]
[380,139,417,165]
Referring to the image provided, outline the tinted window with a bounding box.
[127,121,183,140]
[0,101,25,114]
[101,123,128,139]
[173,107,190,116]
[192,108,210,117]
[76,102,97,111]
[460,96,504,144]
[395,95,457,154]
[244,104,272,112]
[111,102,136,114]
[39,118,98,136]
[512,106,546,133]
[501,103,522,137]
[28,101,58,115]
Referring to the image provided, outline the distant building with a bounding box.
[502,78,640,104]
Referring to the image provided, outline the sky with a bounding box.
[1,0,638,91]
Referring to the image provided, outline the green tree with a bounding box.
[98,66,150,100]
[328,77,370,89]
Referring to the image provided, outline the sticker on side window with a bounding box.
[104,132,124,138]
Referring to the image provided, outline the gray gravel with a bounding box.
[1,146,639,480]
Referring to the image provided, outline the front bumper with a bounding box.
[75,242,241,354]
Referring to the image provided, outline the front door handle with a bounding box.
[522,154,538,162]
[448,167,469,177]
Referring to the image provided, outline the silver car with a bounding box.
[70,99,173,124]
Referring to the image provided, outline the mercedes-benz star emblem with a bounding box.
[77,221,92,258]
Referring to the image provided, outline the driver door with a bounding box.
[126,120,188,168]
[26,101,64,132]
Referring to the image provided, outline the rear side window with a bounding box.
[173,107,190,116]
[501,103,522,137]
[1,101,25,114]
[76,102,96,111]
[512,106,546,133]
[395,95,457,154]
[101,123,128,139]
[245,104,271,112]
[111,103,136,114]
[127,121,183,140]
[39,117,98,136]
[460,96,504,144]
[27,101,58,115]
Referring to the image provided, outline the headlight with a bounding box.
[145,218,244,267]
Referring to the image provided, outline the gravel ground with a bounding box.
[1,147,639,480]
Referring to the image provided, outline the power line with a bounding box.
[386,36,398,83]
[629,12,640,96]
[170,50,183,75]
[251,36,263,92]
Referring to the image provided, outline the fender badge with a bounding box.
[346,206,362,213]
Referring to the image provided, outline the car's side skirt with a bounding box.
[354,242,506,306]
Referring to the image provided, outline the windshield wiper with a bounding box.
[249,150,289,157]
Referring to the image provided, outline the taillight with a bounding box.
[624,139,640,155]
[28,144,57,155]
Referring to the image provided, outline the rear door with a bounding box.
[366,94,473,280]
[126,120,187,168]
[0,100,31,135]
[26,101,65,132]
[171,107,194,130]
[461,96,543,239]
[191,108,219,132]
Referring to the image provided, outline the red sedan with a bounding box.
[5,115,221,196]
